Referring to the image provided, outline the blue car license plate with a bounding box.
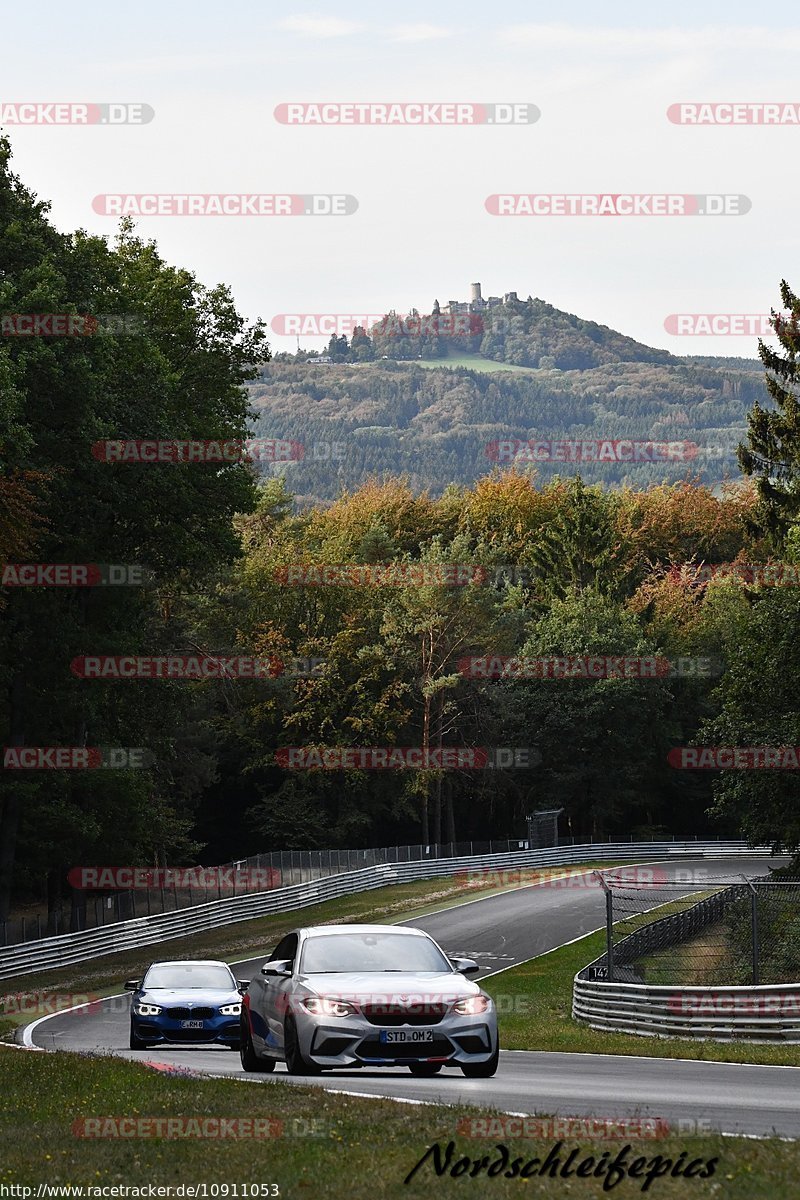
[181,1019,205,1029]
[379,1029,433,1044]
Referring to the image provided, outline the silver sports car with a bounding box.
[240,924,499,1077]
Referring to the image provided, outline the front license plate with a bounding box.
[379,1029,434,1044]
[181,1020,205,1029]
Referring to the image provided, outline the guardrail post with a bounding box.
[594,871,614,982]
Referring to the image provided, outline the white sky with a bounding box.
[1,1,797,356]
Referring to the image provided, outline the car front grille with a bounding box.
[166,1006,215,1019]
[361,1003,447,1027]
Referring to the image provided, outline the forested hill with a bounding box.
[248,339,766,506]
[364,294,679,370]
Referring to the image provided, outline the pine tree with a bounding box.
[739,280,800,545]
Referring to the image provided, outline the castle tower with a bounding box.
[470,282,482,303]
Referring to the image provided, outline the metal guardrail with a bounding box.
[573,977,800,1042]
[0,840,771,982]
[5,833,729,947]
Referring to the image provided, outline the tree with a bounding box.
[701,587,800,851]
[739,280,800,545]
[0,135,268,919]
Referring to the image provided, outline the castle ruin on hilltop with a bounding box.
[434,283,518,316]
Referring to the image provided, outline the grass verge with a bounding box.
[2,1046,797,1196]
[482,929,800,1066]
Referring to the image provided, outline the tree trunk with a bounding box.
[445,777,456,844]
[0,669,26,921]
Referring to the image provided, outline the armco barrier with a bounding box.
[573,869,800,1043]
[572,977,800,1042]
[0,840,771,981]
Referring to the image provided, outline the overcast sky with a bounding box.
[2,1,796,355]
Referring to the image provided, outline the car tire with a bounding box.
[129,1023,153,1051]
[407,1062,443,1077]
[240,1021,275,1073]
[459,1044,499,1078]
[284,1016,321,1075]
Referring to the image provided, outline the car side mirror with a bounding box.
[452,957,480,976]
[237,980,249,993]
[261,959,292,977]
[124,979,140,991]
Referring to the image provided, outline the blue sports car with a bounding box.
[125,959,247,1050]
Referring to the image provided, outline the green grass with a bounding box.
[2,1047,797,1196]
[636,921,733,986]
[482,929,800,1066]
[0,863,622,1037]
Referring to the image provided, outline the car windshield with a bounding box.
[301,932,451,974]
[143,964,234,990]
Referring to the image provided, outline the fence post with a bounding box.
[744,878,759,986]
[595,871,614,983]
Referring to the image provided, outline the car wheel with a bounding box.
[129,1023,152,1051]
[459,1044,499,1078]
[240,1020,275,1073]
[284,1016,321,1075]
[408,1062,443,1077]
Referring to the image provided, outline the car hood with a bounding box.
[137,989,240,1007]
[297,971,483,1003]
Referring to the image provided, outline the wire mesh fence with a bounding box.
[585,869,800,986]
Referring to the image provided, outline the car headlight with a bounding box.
[301,997,358,1018]
[452,995,491,1016]
[219,1002,241,1016]
[133,1002,162,1017]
